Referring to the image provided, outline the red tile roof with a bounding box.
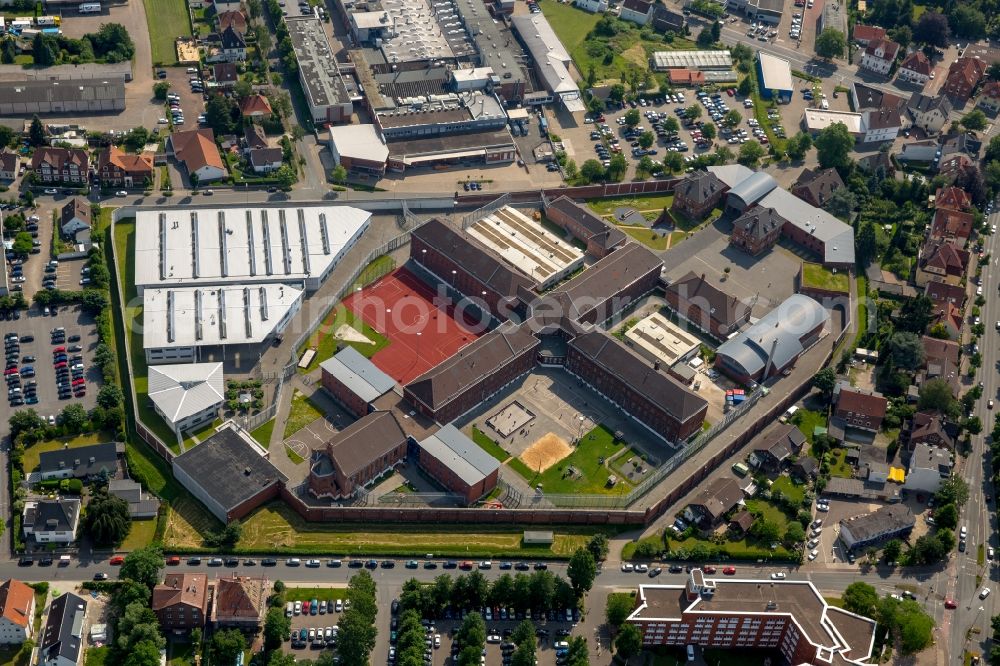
[935,186,972,212]
[853,25,886,43]
[0,579,34,629]
[836,387,888,421]
[931,207,974,239]
[169,129,225,173]
[900,50,932,76]
[239,94,272,117]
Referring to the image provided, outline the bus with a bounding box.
[79,3,101,12]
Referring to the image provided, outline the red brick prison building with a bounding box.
[308,411,408,499]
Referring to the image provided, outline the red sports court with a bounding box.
[341,268,483,384]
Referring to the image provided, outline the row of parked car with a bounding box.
[286,598,345,616]
[292,626,338,649]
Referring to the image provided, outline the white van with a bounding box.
[58,555,71,566]
[687,645,695,662]
[286,602,294,617]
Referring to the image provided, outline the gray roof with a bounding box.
[1,77,125,109]
[840,504,914,543]
[675,170,726,204]
[732,205,783,242]
[320,346,396,404]
[173,425,287,513]
[909,441,952,474]
[286,17,352,109]
[108,479,161,518]
[716,294,829,378]
[418,424,500,487]
[908,92,952,115]
[41,593,86,666]
[25,499,80,533]
[148,362,225,424]
[544,196,626,251]
[38,442,118,478]
[727,170,778,208]
[511,13,583,107]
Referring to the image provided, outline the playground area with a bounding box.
[340,268,484,384]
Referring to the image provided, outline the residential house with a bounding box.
[620,0,653,25]
[902,442,952,494]
[930,208,975,245]
[853,82,907,115]
[217,9,247,32]
[97,145,154,188]
[833,382,888,432]
[728,510,754,534]
[916,239,969,287]
[905,411,956,450]
[979,80,1000,114]
[898,139,941,164]
[22,499,80,544]
[935,185,972,212]
[574,0,608,12]
[939,154,974,182]
[38,442,118,481]
[0,152,17,180]
[852,24,886,47]
[791,456,818,481]
[152,573,208,631]
[249,147,283,174]
[39,593,86,666]
[239,94,272,119]
[859,39,900,75]
[211,576,268,628]
[943,57,985,101]
[921,335,961,391]
[839,505,915,552]
[30,147,88,185]
[650,5,685,33]
[747,422,804,471]
[59,198,91,239]
[925,279,966,308]
[671,170,726,220]
[0,580,35,644]
[897,50,932,86]
[663,271,751,340]
[929,300,963,340]
[219,25,247,61]
[857,151,895,177]
[108,479,161,519]
[244,124,268,151]
[907,93,952,133]
[861,107,902,143]
[729,205,783,256]
[166,129,227,183]
[682,477,744,527]
[212,62,240,88]
[791,167,844,208]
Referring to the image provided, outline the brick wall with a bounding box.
[321,370,369,418]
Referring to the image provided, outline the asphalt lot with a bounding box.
[1,306,101,438]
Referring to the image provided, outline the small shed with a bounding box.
[523,530,554,545]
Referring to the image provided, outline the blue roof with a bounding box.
[320,346,396,403]
[716,295,829,378]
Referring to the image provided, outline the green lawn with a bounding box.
[621,533,665,560]
[297,304,390,374]
[663,498,796,560]
[285,587,348,602]
[251,419,276,449]
[121,519,158,552]
[84,647,109,666]
[791,409,827,446]
[537,2,601,62]
[167,641,195,666]
[142,0,192,65]
[283,390,325,439]
[827,448,853,478]
[236,501,621,556]
[22,432,114,474]
[771,475,806,505]
[180,418,222,451]
[801,262,849,293]
[285,445,306,465]
[587,195,675,217]
[471,427,511,463]
[511,424,633,495]
[620,226,671,250]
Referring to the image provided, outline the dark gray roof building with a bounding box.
[38,442,119,480]
[40,593,87,666]
[543,196,627,254]
[172,423,287,523]
[731,206,784,243]
[108,479,161,519]
[674,170,725,206]
[323,411,407,479]
[320,346,396,404]
[417,423,500,488]
[839,504,914,552]
[0,77,125,116]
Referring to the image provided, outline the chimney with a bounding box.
[763,337,780,378]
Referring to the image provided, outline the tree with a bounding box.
[606,593,634,628]
[209,629,246,665]
[893,601,935,654]
[812,367,837,398]
[815,122,854,170]
[825,187,857,220]
[87,23,135,62]
[607,153,627,182]
[615,624,642,661]
[11,233,32,258]
[738,140,765,167]
[842,582,879,618]
[59,403,88,434]
[28,116,45,147]
[785,131,813,160]
[731,43,753,63]
[961,108,988,132]
[564,159,578,180]
[750,518,781,543]
[331,165,348,184]
[511,643,535,666]
[897,294,934,334]
[914,11,950,47]
[97,385,124,411]
[638,131,655,149]
[686,105,703,120]
[701,123,716,141]
[889,24,912,50]
[564,637,589,666]
[567,548,596,597]
[918,378,961,420]
[123,640,163,666]
[737,75,753,97]
[120,545,163,590]
[264,607,291,652]
[32,32,56,66]
[511,620,535,647]
[783,521,805,546]
[934,503,958,529]
[233,79,253,100]
[624,109,641,127]
[936,475,969,507]
[857,222,877,266]
[153,82,171,100]
[205,94,238,135]
[580,159,605,183]
[696,26,715,47]
[815,28,846,59]
[949,5,986,39]
[1,39,15,65]
[663,151,684,173]
[883,539,902,563]
[888,332,926,370]
[84,490,131,547]
[662,116,679,134]
[608,84,625,104]
[268,654,297,666]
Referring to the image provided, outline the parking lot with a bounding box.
[285,587,348,657]
[1,306,101,437]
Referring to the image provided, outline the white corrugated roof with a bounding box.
[148,362,225,424]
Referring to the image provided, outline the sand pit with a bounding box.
[519,433,572,473]
[335,324,375,345]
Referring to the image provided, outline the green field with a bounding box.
[143,0,192,65]
[511,424,634,495]
[285,587,348,602]
[251,419,276,449]
[235,502,613,556]
[827,448,853,478]
[801,262,850,293]
[620,226,671,250]
[181,418,222,451]
[587,195,674,217]
[121,519,158,552]
[791,409,827,446]
[771,475,806,505]
[297,304,390,374]
[283,390,325,439]
[471,427,511,463]
[167,642,195,666]
[84,647,109,666]
[22,432,113,474]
